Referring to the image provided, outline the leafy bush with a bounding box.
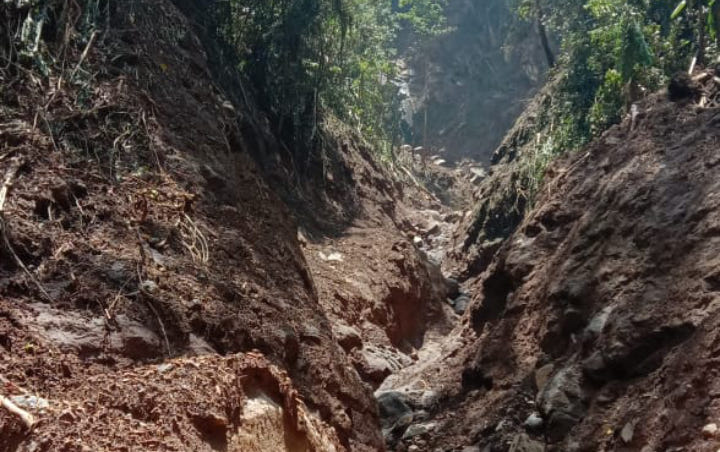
[589,69,624,135]
[510,0,694,157]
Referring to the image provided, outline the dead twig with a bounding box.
[69,30,98,82]
[0,150,15,163]
[0,158,20,211]
[105,277,136,321]
[0,394,35,429]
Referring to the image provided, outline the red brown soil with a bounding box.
[384,74,720,451]
[0,0,474,450]
[10,1,720,452]
[0,0,401,450]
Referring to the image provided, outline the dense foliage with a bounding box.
[509,0,705,197]
[216,0,447,159]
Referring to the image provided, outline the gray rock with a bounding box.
[156,363,174,374]
[453,295,471,315]
[524,412,544,431]
[9,395,49,410]
[621,420,636,443]
[376,391,412,425]
[120,319,163,359]
[509,433,544,452]
[334,323,362,352]
[356,346,411,384]
[140,280,159,293]
[585,306,614,337]
[445,278,461,299]
[107,261,130,283]
[581,350,609,382]
[187,334,216,355]
[402,422,436,439]
[28,304,162,360]
[418,390,439,409]
[546,411,581,443]
[538,365,586,442]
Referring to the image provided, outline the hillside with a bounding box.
[0,0,458,450]
[380,73,720,451]
[2,0,720,451]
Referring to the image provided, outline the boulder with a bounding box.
[355,346,411,386]
[27,304,162,360]
[402,422,437,439]
[538,365,586,442]
[376,391,412,427]
[445,278,461,299]
[524,413,544,431]
[453,295,471,315]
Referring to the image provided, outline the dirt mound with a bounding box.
[0,0,385,449]
[381,73,720,451]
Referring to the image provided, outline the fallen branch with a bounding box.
[396,163,441,203]
[0,394,35,429]
[69,30,98,82]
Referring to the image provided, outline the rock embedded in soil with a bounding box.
[453,294,471,315]
[702,423,718,438]
[401,421,437,440]
[524,412,544,431]
[538,366,586,442]
[445,277,461,299]
[620,420,636,444]
[376,390,413,425]
[333,323,363,352]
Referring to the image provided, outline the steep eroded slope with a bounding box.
[383,75,720,451]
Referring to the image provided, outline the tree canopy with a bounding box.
[216,0,448,159]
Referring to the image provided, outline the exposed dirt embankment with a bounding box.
[381,76,720,451]
[0,1,394,450]
[0,0,470,449]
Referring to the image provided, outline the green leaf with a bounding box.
[670,0,687,20]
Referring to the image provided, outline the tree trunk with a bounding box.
[535,0,555,68]
[697,4,706,67]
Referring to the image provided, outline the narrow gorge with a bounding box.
[1,1,720,451]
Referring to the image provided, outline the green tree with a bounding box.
[217,0,447,159]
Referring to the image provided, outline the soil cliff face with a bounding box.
[383,77,720,451]
[0,0,388,450]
